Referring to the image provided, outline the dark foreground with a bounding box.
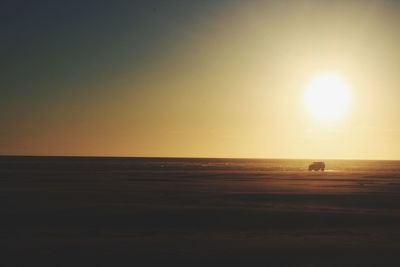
[2,157,400,266]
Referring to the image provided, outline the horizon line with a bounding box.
[0,154,399,162]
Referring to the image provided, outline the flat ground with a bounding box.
[2,157,400,266]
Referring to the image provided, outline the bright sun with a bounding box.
[303,73,351,121]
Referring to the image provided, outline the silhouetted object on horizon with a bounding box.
[308,161,325,171]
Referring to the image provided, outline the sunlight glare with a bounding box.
[303,73,351,121]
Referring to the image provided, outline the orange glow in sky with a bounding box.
[2,1,400,159]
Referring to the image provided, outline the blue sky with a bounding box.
[2,1,400,159]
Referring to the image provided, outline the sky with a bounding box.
[2,0,400,159]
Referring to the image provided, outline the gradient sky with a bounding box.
[2,0,400,159]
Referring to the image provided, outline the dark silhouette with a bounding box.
[308,161,325,171]
[3,157,400,266]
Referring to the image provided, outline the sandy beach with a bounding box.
[2,157,400,266]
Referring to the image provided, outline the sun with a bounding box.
[303,73,351,121]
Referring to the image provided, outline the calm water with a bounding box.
[1,156,400,172]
